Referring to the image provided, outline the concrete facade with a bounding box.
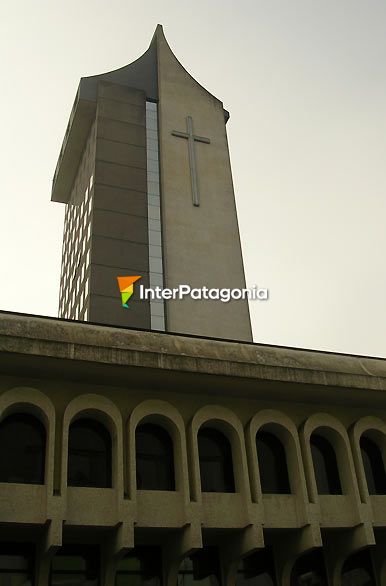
[0,312,386,585]
[53,26,252,341]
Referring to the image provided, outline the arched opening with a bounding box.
[256,431,290,494]
[115,547,162,586]
[341,549,375,586]
[197,428,235,493]
[68,418,112,488]
[236,548,276,585]
[136,423,175,490]
[0,413,46,484]
[360,436,386,495]
[291,550,327,586]
[50,546,99,586]
[0,544,34,586]
[178,548,221,586]
[310,433,342,495]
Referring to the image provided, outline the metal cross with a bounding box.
[171,116,210,207]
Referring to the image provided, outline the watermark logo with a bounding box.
[117,275,268,307]
[139,284,268,302]
[117,276,142,308]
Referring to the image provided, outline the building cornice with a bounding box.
[0,312,386,394]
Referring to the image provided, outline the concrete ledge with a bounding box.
[0,313,386,394]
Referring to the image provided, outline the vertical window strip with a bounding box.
[146,102,165,332]
[59,173,93,322]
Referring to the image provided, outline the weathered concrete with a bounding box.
[0,311,386,584]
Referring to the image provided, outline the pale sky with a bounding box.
[1,0,386,357]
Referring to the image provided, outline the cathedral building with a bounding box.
[0,25,385,586]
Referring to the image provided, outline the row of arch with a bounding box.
[0,388,385,505]
[0,543,379,586]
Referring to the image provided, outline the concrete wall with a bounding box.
[0,314,386,585]
[156,29,253,342]
[58,121,96,320]
[54,27,253,340]
[90,82,151,329]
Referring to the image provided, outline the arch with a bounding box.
[350,417,386,502]
[68,418,112,488]
[246,410,307,503]
[300,414,359,503]
[0,387,55,489]
[128,400,189,499]
[62,394,123,494]
[189,405,250,501]
[341,549,376,586]
[198,426,235,492]
[290,549,328,586]
[135,423,175,490]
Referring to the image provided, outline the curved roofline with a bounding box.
[154,24,225,107]
[80,29,157,84]
[51,25,230,203]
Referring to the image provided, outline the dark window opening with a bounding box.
[178,547,221,586]
[0,413,46,484]
[360,436,386,495]
[136,424,175,491]
[236,548,277,586]
[116,547,162,586]
[198,428,235,493]
[50,546,100,586]
[256,431,291,494]
[68,419,112,488]
[342,550,375,586]
[0,543,35,586]
[310,434,342,495]
[291,550,328,586]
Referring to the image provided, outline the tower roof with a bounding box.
[51,25,228,204]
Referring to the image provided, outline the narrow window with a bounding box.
[198,428,235,493]
[136,424,175,491]
[0,414,45,484]
[256,431,290,494]
[360,436,386,495]
[68,419,112,488]
[310,434,342,495]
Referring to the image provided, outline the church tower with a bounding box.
[52,25,252,342]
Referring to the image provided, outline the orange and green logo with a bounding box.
[117,276,142,308]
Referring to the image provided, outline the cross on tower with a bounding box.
[171,116,211,207]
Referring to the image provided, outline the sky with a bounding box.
[1,0,386,357]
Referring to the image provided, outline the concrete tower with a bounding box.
[52,26,252,342]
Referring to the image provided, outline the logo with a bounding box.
[117,276,142,308]
[138,284,268,302]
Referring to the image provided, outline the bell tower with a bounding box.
[52,25,252,342]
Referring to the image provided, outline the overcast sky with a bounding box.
[1,0,385,357]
